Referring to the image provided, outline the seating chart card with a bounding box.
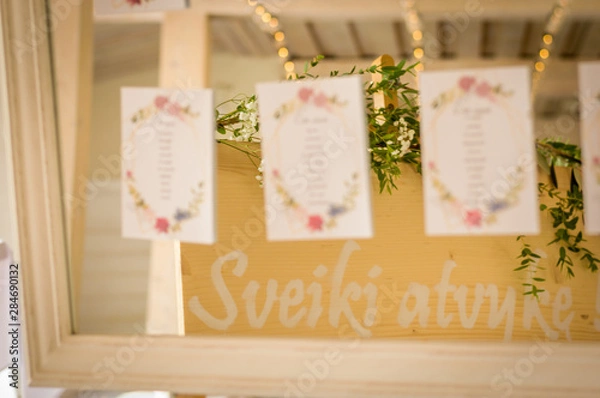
[420,66,539,236]
[579,62,600,235]
[121,87,216,244]
[256,76,373,241]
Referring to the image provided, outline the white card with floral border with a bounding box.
[256,76,373,241]
[420,66,539,236]
[94,0,188,15]
[579,62,600,235]
[121,87,216,244]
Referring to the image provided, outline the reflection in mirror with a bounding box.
[54,1,599,344]
[62,9,284,335]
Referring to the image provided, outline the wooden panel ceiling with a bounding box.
[93,6,600,117]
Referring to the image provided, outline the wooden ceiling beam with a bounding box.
[95,0,600,22]
[348,22,366,58]
[183,0,600,20]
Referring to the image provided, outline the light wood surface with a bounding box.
[50,0,94,331]
[145,9,212,336]
[181,144,600,341]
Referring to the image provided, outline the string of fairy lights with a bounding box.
[246,0,572,85]
[247,0,296,78]
[532,0,572,92]
[400,0,425,72]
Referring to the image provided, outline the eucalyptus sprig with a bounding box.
[514,235,545,298]
[515,138,599,297]
[538,182,599,277]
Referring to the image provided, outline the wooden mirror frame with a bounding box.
[3,0,600,396]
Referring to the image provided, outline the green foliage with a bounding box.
[514,235,545,298]
[294,56,421,193]
[514,138,599,298]
[211,55,598,295]
[538,182,599,277]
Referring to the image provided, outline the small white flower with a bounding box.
[392,150,399,156]
[246,99,257,111]
[386,140,393,145]
[255,175,262,181]
[367,148,373,153]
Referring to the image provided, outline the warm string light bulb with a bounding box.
[246,1,295,78]
[531,0,571,95]
[274,31,285,42]
[535,61,546,72]
[278,47,289,58]
[401,0,425,66]
[261,13,272,23]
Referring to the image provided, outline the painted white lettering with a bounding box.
[280,279,307,328]
[329,241,370,337]
[397,282,430,328]
[552,287,574,341]
[454,283,485,329]
[188,251,247,330]
[486,285,516,342]
[434,260,457,327]
[243,280,279,328]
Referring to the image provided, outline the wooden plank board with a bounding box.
[181,144,600,342]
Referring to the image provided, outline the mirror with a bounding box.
[65,0,596,340]
[71,9,287,335]
[5,0,600,395]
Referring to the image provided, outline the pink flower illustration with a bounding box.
[126,170,133,179]
[167,102,183,118]
[272,169,280,178]
[313,92,329,108]
[458,76,476,92]
[475,82,493,99]
[307,215,324,231]
[298,87,314,103]
[154,217,170,233]
[154,96,169,109]
[428,161,436,171]
[593,156,600,166]
[464,209,482,227]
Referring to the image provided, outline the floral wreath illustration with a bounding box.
[113,0,156,8]
[267,86,360,232]
[125,95,203,235]
[427,75,527,228]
